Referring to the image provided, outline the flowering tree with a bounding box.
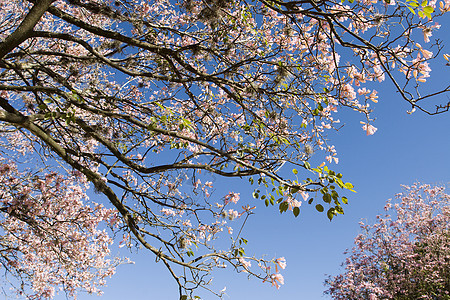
[0,0,449,298]
[0,159,121,298]
[325,184,450,299]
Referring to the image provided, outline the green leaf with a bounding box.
[308,198,314,205]
[315,204,324,212]
[155,102,165,110]
[327,208,335,221]
[407,6,416,14]
[335,206,344,214]
[292,168,298,175]
[331,190,339,201]
[344,182,354,189]
[265,198,270,206]
[317,103,324,111]
[423,5,433,12]
[280,137,290,145]
[409,1,419,6]
[279,201,289,213]
[342,196,348,204]
[323,193,332,203]
[293,206,300,217]
[304,161,311,169]
[180,296,188,300]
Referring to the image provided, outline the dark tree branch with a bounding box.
[0,0,55,59]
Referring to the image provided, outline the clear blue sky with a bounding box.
[60,16,450,300]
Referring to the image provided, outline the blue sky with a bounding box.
[58,15,450,300]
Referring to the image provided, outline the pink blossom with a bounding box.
[194,179,201,189]
[286,197,301,211]
[421,23,441,43]
[239,257,251,271]
[300,191,309,201]
[360,122,378,135]
[275,257,287,270]
[418,47,433,59]
[161,208,176,216]
[358,88,370,95]
[369,90,378,103]
[204,181,213,188]
[182,220,192,227]
[224,192,240,205]
[270,273,285,289]
[326,155,339,164]
[227,209,240,220]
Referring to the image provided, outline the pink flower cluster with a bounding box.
[0,159,120,299]
[325,184,450,299]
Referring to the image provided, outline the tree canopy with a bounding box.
[0,0,449,298]
[325,184,450,300]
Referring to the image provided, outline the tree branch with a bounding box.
[0,0,55,59]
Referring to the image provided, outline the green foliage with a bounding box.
[316,204,324,212]
[250,162,354,219]
[406,0,434,18]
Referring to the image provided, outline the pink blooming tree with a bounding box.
[0,159,121,299]
[0,0,449,298]
[325,184,450,300]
